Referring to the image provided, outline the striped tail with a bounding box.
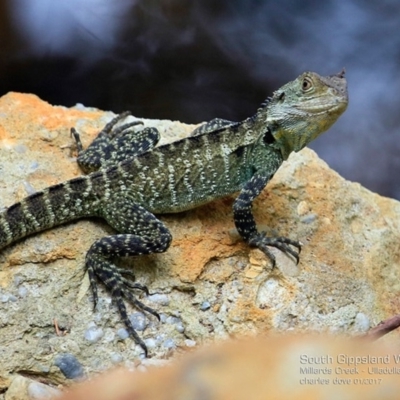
[0,174,102,249]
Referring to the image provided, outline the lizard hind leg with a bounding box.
[86,200,172,356]
[71,112,161,172]
[85,248,161,356]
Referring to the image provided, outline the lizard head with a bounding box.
[264,70,348,159]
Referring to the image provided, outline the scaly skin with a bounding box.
[0,70,348,355]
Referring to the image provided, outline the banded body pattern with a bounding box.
[120,120,268,214]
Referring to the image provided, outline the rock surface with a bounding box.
[1,92,400,394]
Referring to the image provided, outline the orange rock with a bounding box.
[1,92,400,392]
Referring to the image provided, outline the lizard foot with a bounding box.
[248,233,301,267]
[86,261,159,357]
[71,112,160,172]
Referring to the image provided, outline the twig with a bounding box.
[363,314,400,340]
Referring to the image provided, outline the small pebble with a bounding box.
[23,181,37,195]
[84,325,104,343]
[1,293,17,302]
[13,275,24,286]
[117,328,129,340]
[147,293,170,305]
[155,334,166,343]
[74,104,87,111]
[18,286,28,297]
[129,312,148,331]
[159,313,168,323]
[144,338,157,349]
[297,200,310,216]
[354,312,370,332]
[30,161,39,170]
[8,294,18,302]
[300,213,317,224]
[54,353,84,379]
[110,352,123,364]
[162,338,176,349]
[28,381,62,399]
[166,316,181,325]
[14,144,27,154]
[38,364,51,374]
[200,301,211,311]
[1,294,10,303]
[165,316,185,332]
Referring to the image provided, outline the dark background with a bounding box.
[1,0,399,199]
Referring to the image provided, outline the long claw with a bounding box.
[89,262,160,357]
[249,234,301,266]
[109,121,144,139]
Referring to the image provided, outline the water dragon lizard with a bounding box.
[0,70,348,355]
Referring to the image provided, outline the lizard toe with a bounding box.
[249,234,301,265]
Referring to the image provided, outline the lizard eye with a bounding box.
[302,77,313,92]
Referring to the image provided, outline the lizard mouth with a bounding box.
[295,97,348,114]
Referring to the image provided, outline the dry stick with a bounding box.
[363,314,400,340]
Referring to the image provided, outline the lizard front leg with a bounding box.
[233,172,301,266]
